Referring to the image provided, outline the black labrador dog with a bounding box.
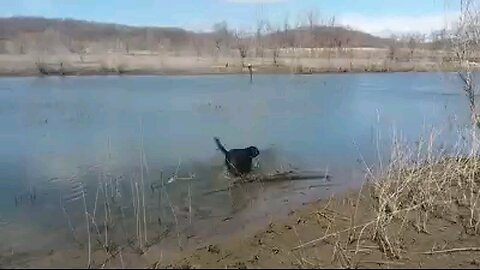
[214,137,260,176]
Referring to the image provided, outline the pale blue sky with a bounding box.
[0,0,461,36]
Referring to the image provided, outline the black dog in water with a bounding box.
[214,137,260,176]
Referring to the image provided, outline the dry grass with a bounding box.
[0,51,468,77]
[291,128,480,267]
[366,139,480,257]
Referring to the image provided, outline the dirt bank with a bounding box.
[156,188,480,269]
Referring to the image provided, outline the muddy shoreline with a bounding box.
[157,186,480,269]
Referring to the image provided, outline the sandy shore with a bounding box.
[157,187,480,269]
[0,53,461,77]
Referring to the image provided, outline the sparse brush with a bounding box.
[35,61,49,75]
[365,126,480,259]
[294,124,480,265]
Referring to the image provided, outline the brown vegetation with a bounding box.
[0,17,392,55]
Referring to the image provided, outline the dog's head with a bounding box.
[247,146,260,158]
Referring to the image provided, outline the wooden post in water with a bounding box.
[247,63,253,83]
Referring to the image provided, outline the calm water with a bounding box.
[0,73,471,261]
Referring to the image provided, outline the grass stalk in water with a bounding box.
[82,189,92,268]
[188,184,192,225]
[161,171,182,250]
[140,117,148,245]
[135,181,143,250]
[130,176,144,252]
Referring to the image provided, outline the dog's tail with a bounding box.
[214,137,228,155]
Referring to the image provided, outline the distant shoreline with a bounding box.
[0,64,461,78]
[0,53,463,78]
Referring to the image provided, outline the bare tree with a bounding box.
[282,15,291,47]
[191,37,203,59]
[0,38,9,54]
[11,32,30,54]
[430,29,449,51]
[329,16,336,27]
[234,30,249,67]
[158,38,171,54]
[408,37,416,60]
[403,33,425,61]
[451,0,480,150]
[306,9,318,33]
[388,34,398,61]
[266,22,281,66]
[306,9,319,49]
[37,28,68,54]
[213,21,230,58]
[255,19,267,59]
[144,28,157,52]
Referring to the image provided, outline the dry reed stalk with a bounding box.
[61,199,80,244]
[82,190,92,268]
[188,184,192,225]
[422,247,480,255]
[135,181,143,250]
[140,117,148,245]
[163,179,182,250]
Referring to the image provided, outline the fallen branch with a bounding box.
[243,170,330,183]
[203,170,331,196]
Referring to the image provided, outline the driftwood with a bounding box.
[240,170,330,183]
[203,170,331,195]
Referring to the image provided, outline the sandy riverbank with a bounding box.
[157,187,480,268]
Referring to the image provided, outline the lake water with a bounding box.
[0,73,471,266]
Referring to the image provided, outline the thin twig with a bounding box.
[293,204,425,251]
[362,260,405,265]
[421,247,480,255]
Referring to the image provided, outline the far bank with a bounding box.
[0,53,466,77]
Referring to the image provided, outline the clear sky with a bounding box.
[0,0,461,36]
